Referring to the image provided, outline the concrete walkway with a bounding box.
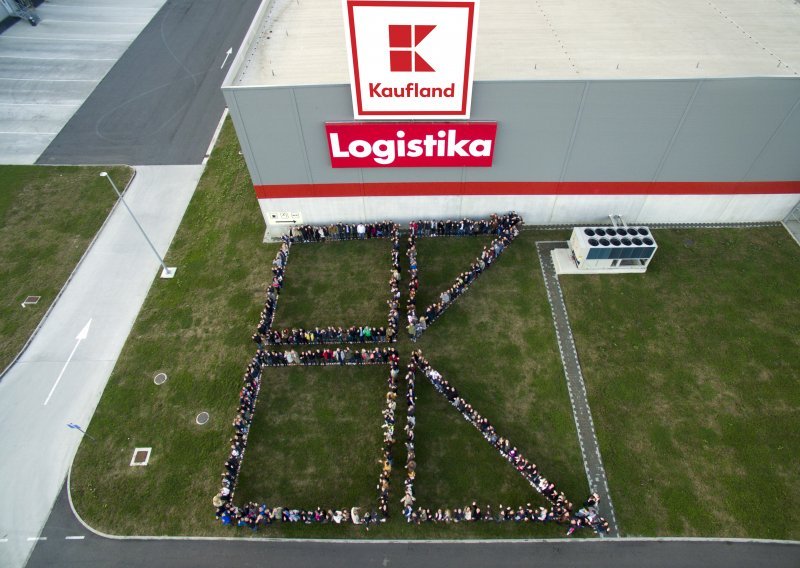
[536,241,620,537]
[0,165,202,568]
[0,0,167,164]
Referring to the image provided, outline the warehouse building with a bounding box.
[222,0,800,227]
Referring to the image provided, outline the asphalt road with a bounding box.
[26,482,800,568]
[36,0,261,165]
[0,0,165,164]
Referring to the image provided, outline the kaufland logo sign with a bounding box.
[342,0,479,119]
[326,122,497,168]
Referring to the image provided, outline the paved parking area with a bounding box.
[0,0,166,164]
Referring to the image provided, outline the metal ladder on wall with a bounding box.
[2,0,41,26]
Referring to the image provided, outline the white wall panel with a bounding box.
[636,195,734,223]
[259,194,799,225]
[548,195,647,224]
[719,194,800,222]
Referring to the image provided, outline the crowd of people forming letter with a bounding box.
[251,222,401,347]
[213,349,399,529]
[406,213,522,339]
[402,352,609,534]
[215,213,607,536]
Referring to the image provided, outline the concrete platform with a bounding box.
[0,0,167,164]
[551,247,647,275]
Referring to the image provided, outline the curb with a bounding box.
[0,166,137,382]
[62,463,800,548]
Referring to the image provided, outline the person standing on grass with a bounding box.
[357,223,366,239]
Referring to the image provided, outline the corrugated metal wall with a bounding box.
[224,77,800,224]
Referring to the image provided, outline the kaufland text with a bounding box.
[368,82,455,98]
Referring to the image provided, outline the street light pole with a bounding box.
[100,172,176,278]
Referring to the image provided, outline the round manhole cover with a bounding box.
[196,412,210,425]
[154,372,167,385]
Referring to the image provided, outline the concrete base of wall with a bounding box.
[258,193,800,226]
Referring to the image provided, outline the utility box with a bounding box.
[263,211,303,242]
[565,226,657,273]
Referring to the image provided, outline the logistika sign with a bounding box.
[342,0,480,119]
[326,122,496,168]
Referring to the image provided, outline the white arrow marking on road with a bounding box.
[43,319,91,406]
[220,47,232,69]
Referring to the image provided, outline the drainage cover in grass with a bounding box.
[21,295,41,307]
[130,447,151,466]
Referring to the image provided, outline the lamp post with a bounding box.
[100,172,176,278]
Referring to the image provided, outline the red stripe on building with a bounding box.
[254,181,800,199]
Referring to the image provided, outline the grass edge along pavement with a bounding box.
[0,165,134,375]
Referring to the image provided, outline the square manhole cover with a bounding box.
[130,447,152,466]
[21,296,41,307]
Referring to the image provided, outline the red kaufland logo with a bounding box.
[326,122,497,168]
[342,0,480,119]
[389,24,435,72]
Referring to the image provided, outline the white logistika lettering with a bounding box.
[328,130,492,165]
[349,140,371,158]
[373,140,394,165]
[469,140,492,156]
[329,133,348,158]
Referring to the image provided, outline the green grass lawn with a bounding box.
[559,227,800,539]
[413,235,493,310]
[0,165,132,371]
[234,365,387,509]
[272,239,391,330]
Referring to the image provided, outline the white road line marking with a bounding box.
[0,102,78,107]
[0,77,98,82]
[44,318,92,406]
[0,131,59,135]
[0,36,131,43]
[65,535,85,540]
[26,537,46,541]
[0,538,8,542]
[0,55,116,62]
